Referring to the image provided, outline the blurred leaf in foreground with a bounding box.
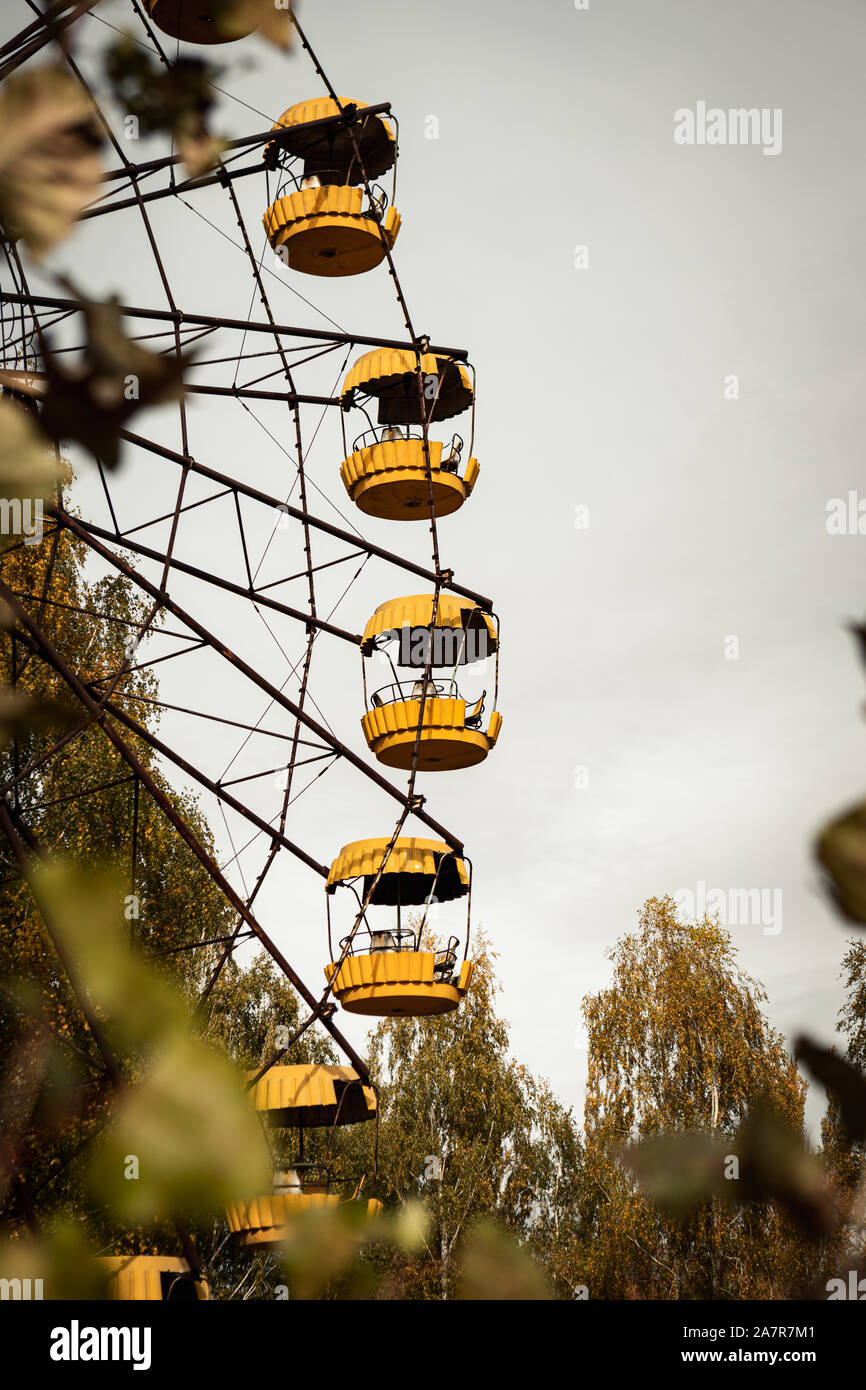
[796,1036,866,1146]
[272,1199,429,1300]
[816,800,866,927]
[620,1133,730,1218]
[273,1202,380,1301]
[623,1104,837,1243]
[104,39,224,178]
[0,689,80,753]
[735,1104,838,1242]
[39,290,186,467]
[33,861,270,1223]
[87,1035,271,1224]
[0,399,58,551]
[34,861,184,1052]
[0,1223,106,1301]
[458,1221,551,1301]
[847,620,866,675]
[210,0,294,48]
[0,65,103,260]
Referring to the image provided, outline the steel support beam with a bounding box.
[67,513,364,647]
[118,427,493,612]
[0,291,469,361]
[49,505,464,854]
[0,579,370,1079]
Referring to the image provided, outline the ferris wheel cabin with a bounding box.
[324,836,474,1016]
[360,594,502,770]
[339,348,479,519]
[263,98,401,276]
[225,1064,381,1244]
[98,1255,209,1301]
[144,0,258,44]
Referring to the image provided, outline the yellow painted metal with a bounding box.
[340,438,478,519]
[326,954,474,1017]
[144,0,255,44]
[361,695,501,771]
[362,593,497,650]
[326,836,469,901]
[267,98,396,182]
[98,1255,209,1301]
[263,187,400,276]
[226,1194,382,1246]
[247,1062,377,1128]
[341,349,474,424]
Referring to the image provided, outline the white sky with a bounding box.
[4,0,866,1136]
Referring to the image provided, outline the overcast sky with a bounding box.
[4,0,866,1134]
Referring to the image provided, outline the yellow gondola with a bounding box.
[248,1062,377,1129]
[144,0,257,44]
[324,837,474,1016]
[341,347,474,425]
[226,1064,381,1244]
[263,99,400,276]
[360,594,502,770]
[98,1255,209,1301]
[338,348,479,520]
[226,1173,382,1247]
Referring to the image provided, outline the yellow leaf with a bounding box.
[0,66,103,260]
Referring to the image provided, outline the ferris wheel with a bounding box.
[0,0,501,1297]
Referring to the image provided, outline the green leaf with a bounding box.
[458,1221,551,1300]
[0,1223,107,1300]
[34,861,185,1051]
[87,1035,271,1223]
[620,1132,731,1215]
